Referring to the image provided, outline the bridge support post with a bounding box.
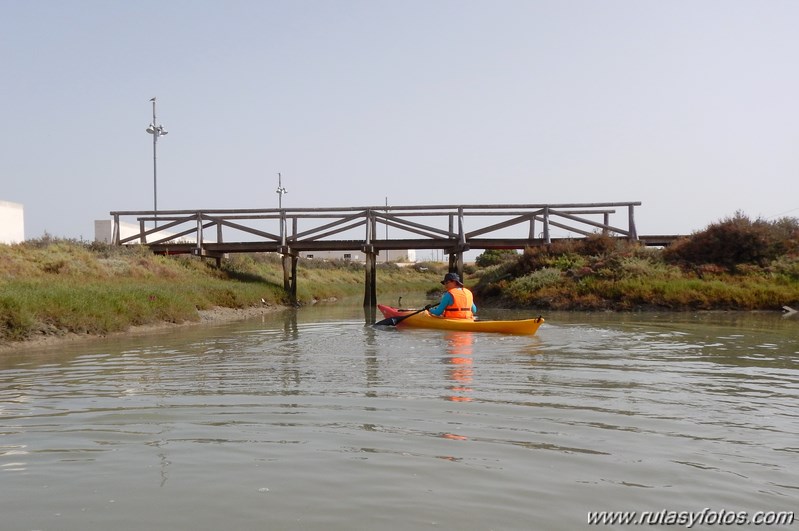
[543,207,551,244]
[112,214,121,245]
[282,252,298,304]
[363,251,377,308]
[448,250,464,280]
[628,204,638,241]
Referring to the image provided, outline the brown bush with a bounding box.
[663,212,799,270]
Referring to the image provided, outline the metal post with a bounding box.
[146,97,167,227]
[152,100,157,220]
[276,172,287,209]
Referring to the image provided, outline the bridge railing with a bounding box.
[110,202,642,254]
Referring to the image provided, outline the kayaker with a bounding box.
[427,272,477,320]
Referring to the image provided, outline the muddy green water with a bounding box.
[1,306,797,530]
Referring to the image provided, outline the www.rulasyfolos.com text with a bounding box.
[587,508,795,527]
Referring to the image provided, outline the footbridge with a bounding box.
[109,202,679,306]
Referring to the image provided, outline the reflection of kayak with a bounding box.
[377,304,544,335]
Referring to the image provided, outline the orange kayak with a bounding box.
[377,304,544,335]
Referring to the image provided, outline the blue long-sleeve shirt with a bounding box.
[428,290,478,317]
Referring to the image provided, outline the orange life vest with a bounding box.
[444,288,474,320]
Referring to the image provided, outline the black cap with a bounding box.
[440,272,463,286]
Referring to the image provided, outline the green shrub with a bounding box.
[0,294,36,341]
[770,255,799,281]
[551,254,587,271]
[506,268,563,301]
[617,255,680,279]
[475,249,519,267]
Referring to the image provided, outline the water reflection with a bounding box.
[443,331,474,403]
[362,323,380,397]
[283,308,299,339]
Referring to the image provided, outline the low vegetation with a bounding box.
[471,212,799,311]
[0,237,442,343]
[1,213,797,344]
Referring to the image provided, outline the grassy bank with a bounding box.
[472,246,799,311]
[2,213,797,345]
[471,213,799,311]
[0,238,444,344]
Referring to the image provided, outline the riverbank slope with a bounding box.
[0,239,443,349]
[2,212,798,348]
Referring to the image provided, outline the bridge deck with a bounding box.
[144,235,681,257]
[111,202,667,253]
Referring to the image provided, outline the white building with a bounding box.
[94,220,140,244]
[0,201,25,244]
[300,249,417,263]
[94,220,205,244]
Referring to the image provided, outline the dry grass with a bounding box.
[0,239,441,343]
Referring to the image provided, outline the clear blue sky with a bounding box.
[2,0,797,241]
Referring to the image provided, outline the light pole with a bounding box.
[146,97,168,224]
[276,172,287,208]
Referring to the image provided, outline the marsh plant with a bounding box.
[0,239,441,343]
[473,215,799,311]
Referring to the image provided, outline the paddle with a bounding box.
[374,305,433,327]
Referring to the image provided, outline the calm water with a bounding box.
[1,305,797,530]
